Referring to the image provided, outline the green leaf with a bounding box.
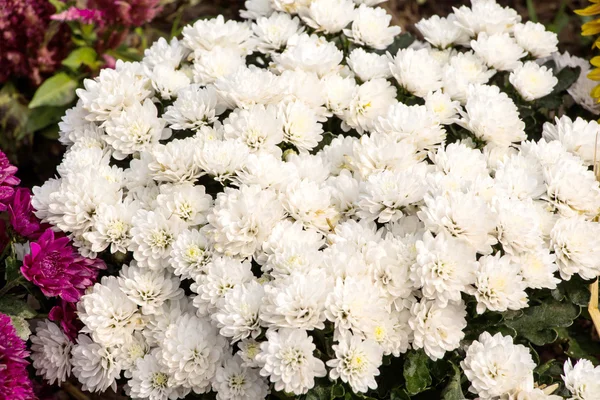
[562,276,592,306]
[376,33,415,56]
[4,252,21,283]
[0,296,36,319]
[331,384,345,399]
[9,316,31,340]
[62,47,98,70]
[0,83,31,155]
[503,300,581,346]
[390,388,411,400]
[29,73,78,109]
[25,105,67,133]
[49,0,67,12]
[556,327,600,364]
[442,364,466,400]
[552,66,581,95]
[403,349,432,395]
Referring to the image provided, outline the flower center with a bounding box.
[41,253,63,278]
[152,372,168,389]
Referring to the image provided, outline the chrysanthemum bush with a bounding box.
[24,0,600,399]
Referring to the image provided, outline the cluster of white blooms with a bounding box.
[29,0,600,399]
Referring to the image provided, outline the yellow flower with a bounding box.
[576,1,600,103]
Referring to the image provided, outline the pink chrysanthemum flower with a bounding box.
[49,300,82,341]
[0,313,35,400]
[8,188,45,240]
[21,229,106,302]
[89,0,163,26]
[0,151,20,211]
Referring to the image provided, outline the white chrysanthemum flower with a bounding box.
[252,12,304,53]
[128,351,188,400]
[213,280,264,342]
[207,185,285,258]
[551,216,600,281]
[376,103,446,152]
[543,156,600,218]
[453,0,521,36]
[494,152,546,200]
[241,0,274,19]
[357,163,428,223]
[114,332,150,378]
[182,15,255,55]
[327,331,383,393]
[158,313,227,393]
[495,196,545,255]
[322,73,357,115]
[118,262,184,315]
[234,152,297,190]
[415,14,470,48]
[409,299,467,360]
[325,277,388,338]
[412,231,477,306]
[78,276,145,347]
[513,247,560,290]
[192,47,246,85]
[237,338,262,368]
[461,332,535,399]
[213,355,269,400]
[143,37,188,70]
[273,33,343,77]
[513,21,558,58]
[191,256,255,315]
[365,309,411,357]
[30,320,72,385]
[562,359,600,400]
[471,33,526,71]
[509,62,557,101]
[343,78,397,134]
[300,0,355,34]
[261,269,331,330]
[77,61,152,122]
[424,90,461,125]
[256,328,326,395]
[58,101,92,146]
[501,387,563,400]
[156,183,212,226]
[470,253,528,314]
[344,5,400,50]
[347,48,391,82]
[130,209,186,270]
[195,139,250,183]
[143,298,194,347]
[442,51,496,103]
[84,199,138,254]
[459,84,526,147]
[278,99,326,152]
[223,104,284,154]
[259,219,324,275]
[71,334,121,393]
[215,66,283,109]
[282,179,339,232]
[163,85,226,131]
[418,190,498,254]
[363,237,414,302]
[389,48,443,97]
[542,115,600,165]
[170,228,213,281]
[148,64,191,101]
[148,137,203,183]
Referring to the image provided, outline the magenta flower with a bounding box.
[49,300,81,341]
[0,0,71,85]
[89,0,162,26]
[0,151,20,211]
[8,188,45,240]
[21,229,106,302]
[51,6,105,25]
[0,313,35,400]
